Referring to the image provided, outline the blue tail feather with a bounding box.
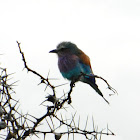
[84,75,109,104]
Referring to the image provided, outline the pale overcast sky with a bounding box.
[0,0,140,140]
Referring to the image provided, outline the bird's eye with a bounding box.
[60,48,68,51]
[60,48,65,51]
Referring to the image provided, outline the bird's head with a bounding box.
[49,42,79,56]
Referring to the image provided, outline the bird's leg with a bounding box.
[70,76,79,87]
[70,81,75,88]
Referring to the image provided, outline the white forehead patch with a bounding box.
[57,45,66,50]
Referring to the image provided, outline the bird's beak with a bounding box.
[49,49,58,53]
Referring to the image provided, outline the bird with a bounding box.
[49,42,109,104]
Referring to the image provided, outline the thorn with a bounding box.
[103,97,110,105]
[84,116,89,131]
[78,115,80,128]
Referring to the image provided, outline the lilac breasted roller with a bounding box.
[49,42,109,104]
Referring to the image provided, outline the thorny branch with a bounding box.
[0,41,116,140]
[80,73,117,96]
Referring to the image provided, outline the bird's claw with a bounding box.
[70,81,75,88]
